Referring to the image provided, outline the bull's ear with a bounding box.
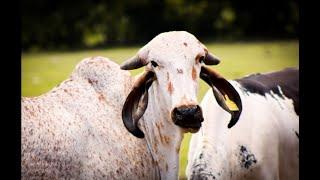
[122,71,155,138]
[120,48,150,70]
[120,55,148,70]
[204,53,221,65]
[201,48,220,65]
[200,66,242,128]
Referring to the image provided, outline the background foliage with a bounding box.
[22,0,298,51]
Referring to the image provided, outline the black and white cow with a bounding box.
[187,67,299,180]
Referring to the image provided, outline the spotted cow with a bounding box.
[187,68,299,180]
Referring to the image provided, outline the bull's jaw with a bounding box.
[139,85,184,180]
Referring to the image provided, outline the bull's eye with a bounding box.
[199,56,205,63]
[151,61,159,67]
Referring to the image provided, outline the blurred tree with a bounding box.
[21,0,298,51]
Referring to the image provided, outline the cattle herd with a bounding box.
[22,31,299,180]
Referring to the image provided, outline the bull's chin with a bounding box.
[182,127,201,133]
[175,123,202,133]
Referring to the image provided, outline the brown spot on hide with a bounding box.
[167,72,170,81]
[63,89,72,96]
[156,123,167,144]
[29,111,35,117]
[140,161,145,168]
[163,135,170,144]
[155,123,162,144]
[153,140,158,150]
[156,123,161,133]
[167,81,174,95]
[192,67,197,80]
[88,78,98,84]
[98,94,105,102]
[183,42,188,47]
[152,160,158,166]
[177,69,183,74]
[55,82,62,88]
[166,163,169,171]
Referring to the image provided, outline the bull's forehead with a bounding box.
[145,31,205,63]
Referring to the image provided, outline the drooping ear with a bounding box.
[200,66,242,128]
[120,55,148,70]
[202,48,221,65]
[204,52,221,65]
[122,71,155,138]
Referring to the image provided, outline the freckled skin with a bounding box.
[192,67,197,81]
[22,31,216,180]
[177,69,183,74]
[167,81,174,95]
[135,31,210,179]
[22,57,156,180]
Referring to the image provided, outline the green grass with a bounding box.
[22,41,299,179]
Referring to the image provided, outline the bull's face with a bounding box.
[121,31,242,138]
[143,35,212,132]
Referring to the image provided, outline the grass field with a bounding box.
[22,41,298,179]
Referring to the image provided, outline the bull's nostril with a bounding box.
[190,106,197,111]
[189,105,200,114]
[174,105,201,116]
[174,108,181,115]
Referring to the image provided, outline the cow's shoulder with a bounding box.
[235,67,299,114]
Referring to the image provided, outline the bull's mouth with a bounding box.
[174,121,202,133]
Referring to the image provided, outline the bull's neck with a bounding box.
[141,84,183,180]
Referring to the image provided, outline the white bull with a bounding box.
[22,31,238,179]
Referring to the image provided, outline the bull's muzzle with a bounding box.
[171,105,204,130]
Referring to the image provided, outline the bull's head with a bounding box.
[121,31,242,138]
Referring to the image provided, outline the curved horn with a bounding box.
[204,53,221,65]
[200,66,242,128]
[122,71,155,138]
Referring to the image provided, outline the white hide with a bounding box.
[187,81,299,180]
[22,31,212,180]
